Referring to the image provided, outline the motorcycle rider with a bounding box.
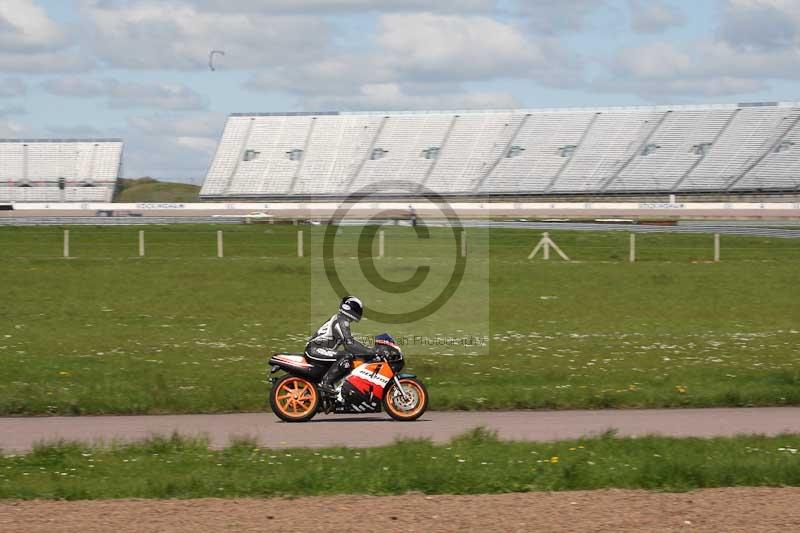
[306,295,376,397]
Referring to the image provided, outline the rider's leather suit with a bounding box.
[305,313,374,392]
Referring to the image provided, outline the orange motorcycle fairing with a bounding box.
[345,361,394,400]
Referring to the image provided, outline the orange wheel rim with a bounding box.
[387,379,425,418]
[276,378,317,417]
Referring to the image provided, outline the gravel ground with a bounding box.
[2,488,799,532]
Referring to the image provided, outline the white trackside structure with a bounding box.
[0,139,123,202]
[201,103,800,199]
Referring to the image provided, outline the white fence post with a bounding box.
[714,233,720,262]
[378,230,384,259]
[217,230,223,258]
[63,230,69,258]
[139,230,145,257]
[528,232,570,261]
[543,232,550,260]
[298,230,304,258]
[629,233,636,263]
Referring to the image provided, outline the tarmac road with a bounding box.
[2,407,800,452]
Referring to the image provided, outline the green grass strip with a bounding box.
[2,429,800,500]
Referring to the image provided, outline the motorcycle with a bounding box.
[268,333,428,422]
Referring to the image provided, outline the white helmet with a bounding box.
[339,295,363,321]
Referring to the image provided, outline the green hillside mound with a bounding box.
[115,177,201,202]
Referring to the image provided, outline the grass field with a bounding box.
[2,430,800,499]
[0,224,798,415]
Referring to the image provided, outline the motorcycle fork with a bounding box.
[392,375,410,401]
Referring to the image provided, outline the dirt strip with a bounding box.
[2,488,799,532]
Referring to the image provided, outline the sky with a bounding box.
[1,0,800,184]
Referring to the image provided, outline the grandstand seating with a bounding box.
[0,139,123,202]
[201,104,800,199]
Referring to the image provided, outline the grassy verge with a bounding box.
[0,225,798,414]
[2,430,800,499]
[113,177,200,202]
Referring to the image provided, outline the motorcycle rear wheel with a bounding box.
[383,377,428,421]
[270,375,320,422]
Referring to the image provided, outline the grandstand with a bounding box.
[0,139,123,203]
[201,103,800,200]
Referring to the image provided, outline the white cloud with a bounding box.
[247,58,392,96]
[105,81,207,110]
[46,124,104,137]
[305,82,521,110]
[127,111,224,138]
[613,41,692,81]
[628,0,685,34]
[377,13,576,82]
[0,104,24,117]
[595,75,768,99]
[123,133,218,182]
[0,50,93,74]
[41,76,105,97]
[601,38,800,99]
[0,118,25,137]
[605,1,800,99]
[0,0,65,52]
[122,134,213,181]
[515,0,610,34]
[174,135,218,153]
[187,0,495,13]
[13,0,799,180]
[247,12,582,109]
[0,104,25,137]
[249,66,524,110]
[121,111,224,182]
[79,0,331,69]
[0,2,89,74]
[42,77,208,110]
[614,40,800,81]
[0,77,25,97]
[718,0,800,50]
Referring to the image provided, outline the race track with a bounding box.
[2,407,799,452]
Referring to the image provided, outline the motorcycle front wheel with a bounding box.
[269,375,320,422]
[383,377,428,421]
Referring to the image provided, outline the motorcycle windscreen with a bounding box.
[345,362,393,400]
[374,333,400,351]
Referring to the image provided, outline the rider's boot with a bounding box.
[319,357,352,398]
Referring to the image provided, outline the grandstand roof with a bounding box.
[0,139,123,143]
[227,101,800,118]
[0,139,124,203]
[202,102,800,199]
